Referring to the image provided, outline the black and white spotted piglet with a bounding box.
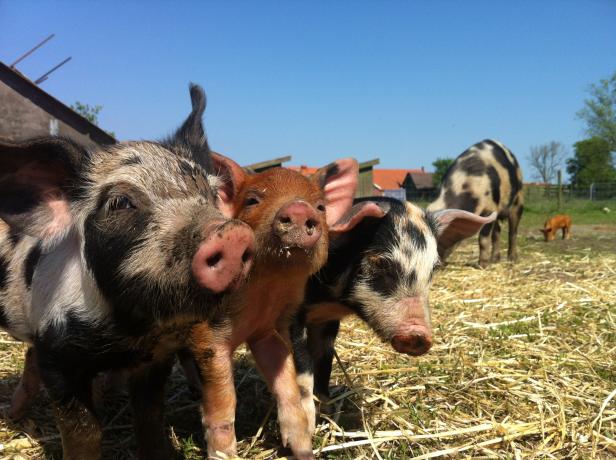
[0,87,255,460]
[291,197,495,414]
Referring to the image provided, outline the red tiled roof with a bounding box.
[373,169,422,190]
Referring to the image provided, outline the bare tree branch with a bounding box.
[527,141,568,184]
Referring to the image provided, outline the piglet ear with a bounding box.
[431,209,497,255]
[167,83,211,168]
[0,137,83,242]
[329,200,389,233]
[209,152,247,218]
[311,158,359,226]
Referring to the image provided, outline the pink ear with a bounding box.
[1,138,81,242]
[209,152,246,218]
[312,158,358,227]
[329,201,388,233]
[432,209,497,253]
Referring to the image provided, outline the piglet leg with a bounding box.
[190,323,237,459]
[40,370,102,459]
[249,331,315,460]
[129,358,174,460]
[9,346,41,420]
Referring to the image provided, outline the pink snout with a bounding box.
[389,297,433,356]
[391,325,433,356]
[273,200,322,249]
[192,220,255,293]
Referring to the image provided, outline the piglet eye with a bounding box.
[316,203,326,212]
[245,196,260,207]
[108,195,135,211]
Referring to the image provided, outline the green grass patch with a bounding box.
[522,198,616,228]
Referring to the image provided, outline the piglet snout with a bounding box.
[274,201,322,249]
[192,220,255,293]
[390,297,433,356]
[391,326,433,356]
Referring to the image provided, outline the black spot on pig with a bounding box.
[459,156,486,176]
[406,221,426,250]
[444,190,479,212]
[367,258,405,297]
[487,166,501,204]
[486,140,519,205]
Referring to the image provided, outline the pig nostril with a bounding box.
[412,337,427,351]
[241,248,253,263]
[279,215,292,224]
[306,218,318,230]
[206,252,223,268]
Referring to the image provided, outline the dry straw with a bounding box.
[1,235,614,459]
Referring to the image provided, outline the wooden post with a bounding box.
[557,170,562,210]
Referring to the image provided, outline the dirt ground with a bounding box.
[1,225,615,459]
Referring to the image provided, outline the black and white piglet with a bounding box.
[291,197,495,416]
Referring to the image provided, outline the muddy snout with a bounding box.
[391,326,433,356]
[273,200,322,249]
[390,298,433,356]
[192,220,255,293]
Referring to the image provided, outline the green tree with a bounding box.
[70,101,115,138]
[577,71,616,152]
[432,157,455,187]
[566,137,616,187]
[71,101,103,125]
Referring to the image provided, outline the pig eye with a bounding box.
[108,195,135,211]
[316,203,326,213]
[245,196,260,207]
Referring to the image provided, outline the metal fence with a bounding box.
[525,182,616,203]
[381,182,616,205]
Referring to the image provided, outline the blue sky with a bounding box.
[1,1,615,178]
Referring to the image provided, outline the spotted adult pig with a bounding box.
[427,139,524,267]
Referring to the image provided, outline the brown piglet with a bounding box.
[187,154,359,459]
[540,214,572,241]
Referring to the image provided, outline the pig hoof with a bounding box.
[278,410,313,457]
[205,422,237,459]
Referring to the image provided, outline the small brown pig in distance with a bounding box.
[186,153,359,459]
[540,214,572,241]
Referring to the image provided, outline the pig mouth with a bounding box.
[260,238,315,260]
